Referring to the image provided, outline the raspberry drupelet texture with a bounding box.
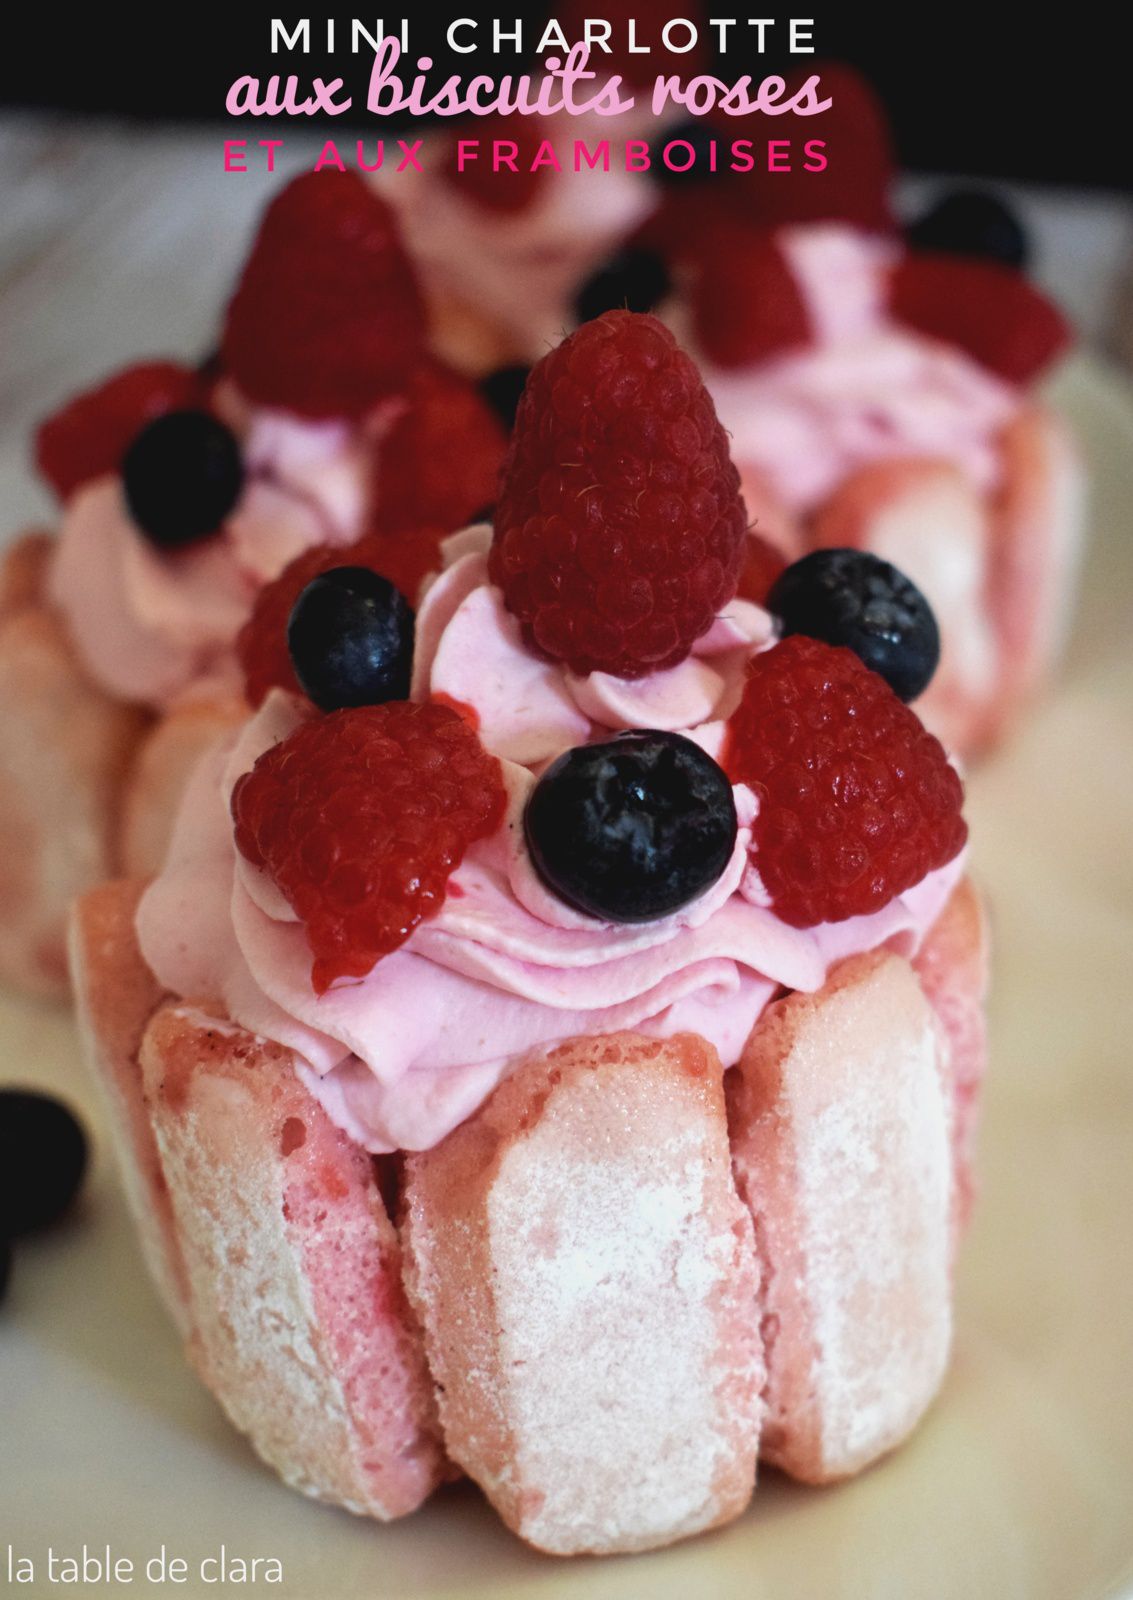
[231,701,506,992]
[371,360,507,532]
[36,361,204,502]
[725,635,966,927]
[237,530,444,708]
[222,171,426,419]
[489,310,749,679]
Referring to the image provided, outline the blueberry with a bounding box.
[479,365,530,430]
[525,730,737,923]
[574,248,672,326]
[651,118,720,188]
[906,189,1029,271]
[287,566,414,711]
[768,548,940,702]
[122,409,244,549]
[0,1089,89,1237]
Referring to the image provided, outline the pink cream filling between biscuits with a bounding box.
[138,525,965,1155]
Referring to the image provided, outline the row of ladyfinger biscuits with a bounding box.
[0,533,245,996]
[70,876,987,1557]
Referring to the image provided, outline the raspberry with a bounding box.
[631,191,731,270]
[724,634,966,927]
[237,529,444,707]
[372,360,507,532]
[358,525,447,607]
[743,63,895,233]
[490,310,748,679]
[891,253,1070,383]
[443,115,551,214]
[692,225,811,369]
[35,361,203,502]
[232,701,506,991]
[222,171,426,419]
[736,530,788,606]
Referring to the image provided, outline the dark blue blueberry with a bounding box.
[525,730,737,923]
[0,1090,89,1237]
[123,409,244,549]
[652,118,720,187]
[478,365,530,430]
[768,548,940,702]
[573,247,672,326]
[287,566,414,711]
[906,189,1029,271]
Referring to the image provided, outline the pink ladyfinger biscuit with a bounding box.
[68,878,190,1334]
[728,951,953,1484]
[402,1031,763,1556]
[0,530,54,617]
[989,405,1086,724]
[912,876,991,1236]
[138,1002,446,1519]
[118,695,248,878]
[808,459,1000,756]
[0,594,146,996]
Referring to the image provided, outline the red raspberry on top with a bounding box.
[232,701,506,992]
[890,253,1071,384]
[222,171,426,420]
[237,528,445,708]
[724,634,966,927]
[443,115,551,215]
[692,224,811,369]
[35,360,204,502]
[490,310,748,679]
[371,360,507,532]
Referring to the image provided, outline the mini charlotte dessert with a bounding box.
[382,55,1084,758]
[570,66,1087,757]
[0,171,504,997]
[71,313,988,1555]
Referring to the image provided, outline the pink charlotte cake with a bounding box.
[72,312,988,1556]
[0,173,505,996]
[586,67,1086,757]
[388,56,1086,760]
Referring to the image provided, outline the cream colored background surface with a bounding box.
[0,119,1131,1599]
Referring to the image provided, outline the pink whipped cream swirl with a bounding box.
[678,224,1022,513]
[47,380,408,712]
[138,526,966,1153]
